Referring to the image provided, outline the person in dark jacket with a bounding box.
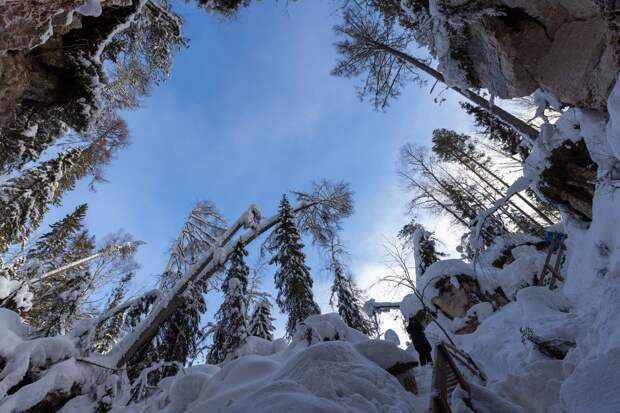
[406,316,433,365]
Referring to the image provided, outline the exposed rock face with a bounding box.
[0,0,83,51]
[421,272,510,335]
[539,140,598,221]
[0,0,140,131]
[438,0,618,108]
[431,275,482,319]
[430,274,507,320]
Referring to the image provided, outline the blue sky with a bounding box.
[48,0,472,340]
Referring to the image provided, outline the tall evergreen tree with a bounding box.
[207,241,250,364]
[432,128,551,229]
[248,298,276,341]
[270,195,320,337]
[460,102,529,161]
[28,229,96,335]
[0,129,48,175]
[398,143,510,249]
[0,148,83,253]
[330,260,374,336]
[27,204,88,272]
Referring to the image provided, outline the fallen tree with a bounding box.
[107,190,349,368]
[0,184,353,411]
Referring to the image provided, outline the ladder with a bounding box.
[537,231,566,288]
[430,343,485,413]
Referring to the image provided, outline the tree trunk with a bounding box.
[457,149,555,225]
[372,41,540,142]
[107,201,322,368]
[455,158,545,230]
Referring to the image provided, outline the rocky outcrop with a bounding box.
[436,0,618,109]
[538,139,598,221]
[0,0,140,135]
[430,274,507,320]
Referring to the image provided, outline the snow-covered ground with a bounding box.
[60,313,421,413]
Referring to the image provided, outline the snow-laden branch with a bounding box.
[31,241,144,284]
[161,201,226,290]
[69,289,162,350]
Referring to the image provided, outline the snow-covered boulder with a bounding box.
[118,314,424,413]
[291,312,368,346]
[128,340,419,413]
[0,309,29,358]
[400,294,425,321]
[354,340,417,372]
[235,336,288,358]
[0,276,33,311]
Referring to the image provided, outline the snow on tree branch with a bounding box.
[161,201,226,290]
[106,192,348,368]
[292,180,354,248]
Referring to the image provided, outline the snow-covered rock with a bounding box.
[291,312,368,346]
[400,294,425,320]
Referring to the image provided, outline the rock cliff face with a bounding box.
[0,0,138,132]
[539,140,598,221]
[430,0,618,222]
[435,0,618,109]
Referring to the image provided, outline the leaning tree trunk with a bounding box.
[453,157,546,230]
[106,200,324,368]
[372,41,540,142]
[455,148,555,225]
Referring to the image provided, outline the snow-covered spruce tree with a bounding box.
[194,0,252,16]
[0,148,83,253]
[248,298,276,341]
[0,203,86,311]
[207,240,250,364]
[0,126,52,175]
[330,258,374,336]
[26,203,88,272]
[29,229,96,335]
[398,221,444,279]
[270,195,321,337]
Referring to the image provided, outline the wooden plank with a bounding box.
[440,345,471,394]
[537,233,557,285]
[549,246,566,289]
[430,343,483,413]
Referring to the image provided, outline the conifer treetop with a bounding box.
[248,298,276,341]
[271,194,320,336]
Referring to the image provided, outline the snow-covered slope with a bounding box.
[59,313,422,413]
[400,79,620,413]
